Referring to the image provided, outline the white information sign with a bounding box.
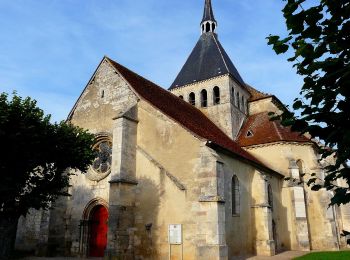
[294,187,306,218]
[168,224,182,245]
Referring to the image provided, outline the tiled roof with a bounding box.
[169,33,245,89]
[106,57,268,169]
[237,112,311,147]
[245,84,272,102]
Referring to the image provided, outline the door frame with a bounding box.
[79,198,109,257]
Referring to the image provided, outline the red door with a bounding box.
[89,205,108,257]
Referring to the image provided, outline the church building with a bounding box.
[15,0,350,259]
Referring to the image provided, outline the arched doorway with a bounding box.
[88,205,108,257]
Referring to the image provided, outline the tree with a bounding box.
[0,92,95,259]
[267,0,350,206]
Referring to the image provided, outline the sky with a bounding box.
[0,0,304,122]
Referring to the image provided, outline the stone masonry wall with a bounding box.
[170,75,249,139]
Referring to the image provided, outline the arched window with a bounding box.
[213,86,220,105]
[189,92,196,106]
[231,87,235,105]
[212,23,216,31]
[296,160,304,182]
[241,96,245,112]
[268,184,273,211]
[236,92,240,108]
[206,22,211,33]
[179,95,184,100]
[232,176,240,215]
[200,89,208,107]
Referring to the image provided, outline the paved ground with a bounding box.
[20,251,308,260]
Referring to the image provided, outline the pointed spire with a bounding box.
[202,0,216,23]
[200,0,217,34]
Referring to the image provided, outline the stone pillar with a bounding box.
[106,106,138,259]
[196,151,228,260]
[251,172,275,256]
[36,210,51,256]
[288,160,310,251]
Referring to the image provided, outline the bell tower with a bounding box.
[169,0,250,139]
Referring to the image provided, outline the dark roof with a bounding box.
[106,57,270,170]
[169,33,245,89]
[246,84,272,102]
[202,0,216,23]
[237,112,311,147]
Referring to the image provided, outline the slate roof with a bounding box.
[106,57,272,171]
[237,112,311,147]
[169,33,245,89]
[202,0,216,23]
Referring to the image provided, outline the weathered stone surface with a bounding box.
[15,55,350,260]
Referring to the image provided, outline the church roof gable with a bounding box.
[169,33,245,89]
[106,57,271,170]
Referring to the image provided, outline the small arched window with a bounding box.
[232,176,240,215]
[212,23,216,31]
[231,87,235,105]
[268,184,273,211]
[296,160,304,182]
[213,86,220,105]
[200,89,208,107]
[236,92,240,108]
[189,92,196,106]
[206,22,211,33]
[179,95,184,100]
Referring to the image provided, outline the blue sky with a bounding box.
[0,0,303,122]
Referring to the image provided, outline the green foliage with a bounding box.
[0,92,95,218]
[294,251,350,260]
[267,0,350,206]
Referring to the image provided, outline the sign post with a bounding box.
[168,224,183,260]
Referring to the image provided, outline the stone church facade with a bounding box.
[15,0,350,259]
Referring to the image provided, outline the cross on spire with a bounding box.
[201,0,217,34]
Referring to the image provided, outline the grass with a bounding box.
[294,251,350,260]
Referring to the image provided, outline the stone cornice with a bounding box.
[243,141,314,150]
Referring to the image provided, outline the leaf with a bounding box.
[0,92,95,218]
[293,100,303,109]
[311,184,322,191]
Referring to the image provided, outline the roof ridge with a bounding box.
[272,121,283,140]
[212,33,230,73]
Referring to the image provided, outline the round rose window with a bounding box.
[86,137,112,181]
[92,141,112,174]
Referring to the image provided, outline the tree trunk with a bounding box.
[0,216,19,259]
